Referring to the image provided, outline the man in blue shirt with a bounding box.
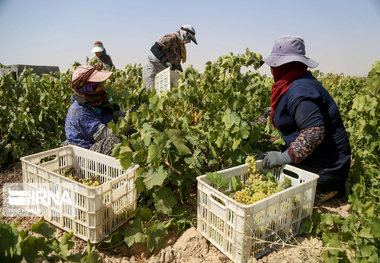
[259,36,351,197]
[64,65,125,155]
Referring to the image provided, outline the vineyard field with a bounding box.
[0,51,379,263]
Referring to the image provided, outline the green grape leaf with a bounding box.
[320,213,335,225]
[99,229,123,250]
[146,222,168,252]
[232,138,241,150]
[134,177,146,195]
[223,109,240,129]
[149,95,161,113]
[141,123,153,146]
[231,176,242,191]
[31,219,55,239]
[120,154,132,170]
[165,129,191,156]
[111,143,121,157]
[80,240,102,263]
[60,232,74,253]
[206,172,229,191]
[299,216,313,234]
[119,145,132,158]
[0,222,20,260]
[369,218,380,238]
[123,217,146,247]
[358,244,377,258]
[239,122,251,139]
[140,207,153,222]
[147,142,161,163]
[133,149,146,163]
[21,236,48,263]
[358,226,373,239]
[152,187,177,215]
[143,166,168,190]
[322,232,342,248]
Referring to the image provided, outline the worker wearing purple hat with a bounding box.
[142,24,198,91]
[258,35,351,198]
[63,65,125,154]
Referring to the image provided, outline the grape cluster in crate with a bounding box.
[62,167,104,187]
[206,156,292,205]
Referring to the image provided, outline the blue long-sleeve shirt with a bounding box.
[65,101,113,149]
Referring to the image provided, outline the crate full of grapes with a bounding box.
[196,157,319,263]
[20,145,138,243]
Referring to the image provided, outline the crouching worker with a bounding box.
[63,65,125,155]
[259,35,351,200]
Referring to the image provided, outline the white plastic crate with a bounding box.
[197,161,319,263]
[154,67,180,95]
[20,145,138,243]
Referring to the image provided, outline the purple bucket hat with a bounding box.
[262,35,319,68]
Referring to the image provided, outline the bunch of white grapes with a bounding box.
[63,168,103,187]
[245,156,259,175]
[232,177,285,204]
[231,156,289,205]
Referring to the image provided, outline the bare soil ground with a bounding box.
[0,162,352,263]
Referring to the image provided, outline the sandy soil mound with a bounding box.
[148,227,231,263]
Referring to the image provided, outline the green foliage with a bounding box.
[152,187,177,215]
[0,63,144,168]
[119,208,169,252]
[298,215,313,235]
[123,218,146,247]
[110,49,275,213]
[310,61,380,263]
[2,51,378,262]
[106,50,276,253]
[230,176,243,191]
[146,222,168,252]
[81,240,102,263]
[0,218,100,263]
[0,69,71,166]
[206,172,229,191]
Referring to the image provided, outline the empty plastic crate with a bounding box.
[197,161,318,262]
[154,67,180,95]
[21,145,138,243]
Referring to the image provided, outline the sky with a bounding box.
[0,0,379,77]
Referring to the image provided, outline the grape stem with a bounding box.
[161,158,182,175]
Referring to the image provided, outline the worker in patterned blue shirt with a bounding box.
[63,65,125,155]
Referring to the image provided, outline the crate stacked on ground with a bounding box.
[197,161,319,263]
[21,145,138,243]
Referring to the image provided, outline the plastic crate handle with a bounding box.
[209,193,226,209]
[39,154,57,164]
[283,168,299,179]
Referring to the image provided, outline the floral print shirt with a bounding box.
[65,101,113,148]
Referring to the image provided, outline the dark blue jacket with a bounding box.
[273,72,351,191]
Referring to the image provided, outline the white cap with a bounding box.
[91,46,104,53]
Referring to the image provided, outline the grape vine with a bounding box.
[0,51,378,262]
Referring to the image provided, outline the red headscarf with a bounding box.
[270,62,308,126]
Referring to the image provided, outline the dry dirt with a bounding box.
[0,162,352,263]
